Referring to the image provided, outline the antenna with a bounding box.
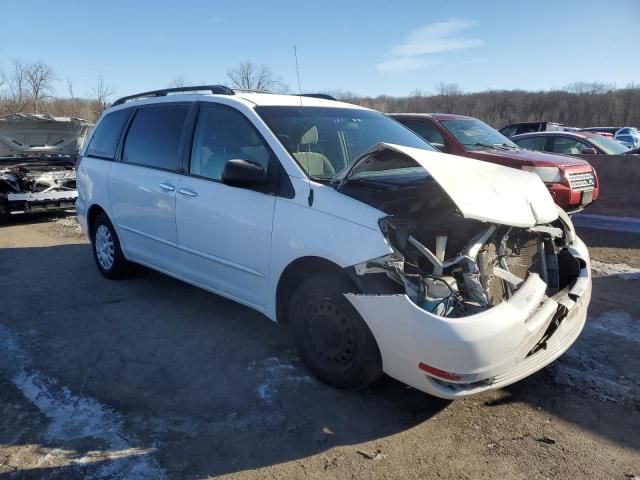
[294,46,303,99]
[294,45,314,206]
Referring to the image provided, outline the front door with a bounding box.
[175,103,276,310]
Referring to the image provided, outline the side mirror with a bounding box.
[581,147,597,155]
[222,159,267,188]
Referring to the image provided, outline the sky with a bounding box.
[2,0,639,99]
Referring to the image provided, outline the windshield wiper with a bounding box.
[463,143,515,151]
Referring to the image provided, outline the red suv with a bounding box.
[392,114,599,213]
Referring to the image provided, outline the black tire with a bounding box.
[289,274,383,389]
[91,213,131,279]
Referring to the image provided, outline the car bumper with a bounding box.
[546,183,598,211]
[346,238,591,399]
[2,191,78,215]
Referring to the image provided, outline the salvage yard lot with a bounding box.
[0,214,639,480]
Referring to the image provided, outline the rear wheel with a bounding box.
[289,275,382,389]
[91,213,131,279]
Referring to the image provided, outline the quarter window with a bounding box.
[190,105,271,181]
[86,108,130,159]
[122,104,189,171]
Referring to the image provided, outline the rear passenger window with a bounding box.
[123,104,189,171]
[86,108,130,159]
[190,104,271,181]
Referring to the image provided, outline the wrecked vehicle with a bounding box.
[76,86,591,399]
[0,114,92,219]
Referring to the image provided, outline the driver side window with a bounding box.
[190,104,271,181]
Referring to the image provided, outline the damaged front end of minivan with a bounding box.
[0,114,92,218]
[334,144,591,398]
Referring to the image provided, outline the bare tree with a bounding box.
[66,77,78,117]
[91,76,115,116]
[168,76,193,88]
[25,60,57,113]
[434,82,462,113]
[226,61,286,92]
[3,59,29,113]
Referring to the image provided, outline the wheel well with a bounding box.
[276,257,357,324]
[86,204,107,238]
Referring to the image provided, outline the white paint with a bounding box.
[336,143,559,227]
[590,259,640,280]
[346,238,591,399]
[0,323,166,479]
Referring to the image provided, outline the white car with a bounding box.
[76,86,592,399]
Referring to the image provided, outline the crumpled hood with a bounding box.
[336,143,559,228]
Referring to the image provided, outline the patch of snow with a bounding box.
[0,323,167,479]
[253,357,314,405]
[590,260,640,280]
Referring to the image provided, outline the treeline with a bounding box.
[2,58,639,129]
[0,59,114,122]
[334,82,640,129]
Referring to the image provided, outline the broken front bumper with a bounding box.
[2,190,78,215]
[346,238,591,399]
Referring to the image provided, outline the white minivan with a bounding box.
[76,86,592,399]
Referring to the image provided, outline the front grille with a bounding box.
[567,171,595,191]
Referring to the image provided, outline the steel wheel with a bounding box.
[306,299,357,373]
[290,274,382,390]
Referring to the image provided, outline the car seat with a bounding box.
[292,126,335,177]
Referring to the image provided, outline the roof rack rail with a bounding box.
[112,85,235,106]
[298,93,337,101]
[232,88,273,94]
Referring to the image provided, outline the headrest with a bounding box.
[300,126,318,145]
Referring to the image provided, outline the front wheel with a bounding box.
[289,275,382,390]
[91,213,131,279]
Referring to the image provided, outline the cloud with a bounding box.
[376,57,438,74]
[376,18,483,74]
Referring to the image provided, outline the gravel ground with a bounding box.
[0,213,638,480]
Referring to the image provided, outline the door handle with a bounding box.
[159,183,175,192]
[178,188,198,197]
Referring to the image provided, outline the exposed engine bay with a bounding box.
[336,149,581,319]
[0,156,78,216]
[0,158,76,194]
[359,216,578,319]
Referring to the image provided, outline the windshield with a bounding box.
[255,106,436,180]
[440,118,518,151]
[589,135,632,154]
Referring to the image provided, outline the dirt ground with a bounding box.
[0,213,638,480]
